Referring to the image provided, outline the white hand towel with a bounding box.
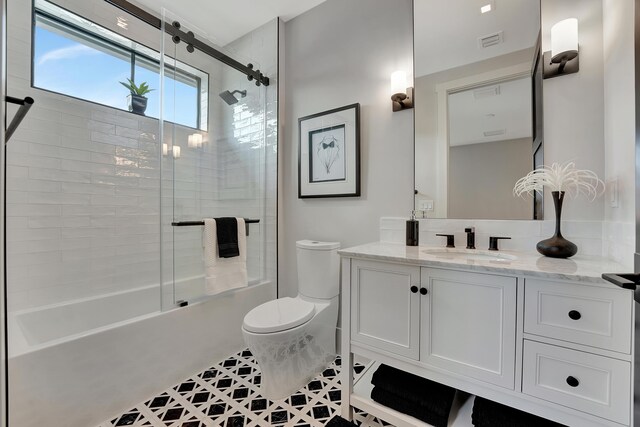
[203,218,248,295]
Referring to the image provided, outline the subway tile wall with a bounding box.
[6,0,278,312]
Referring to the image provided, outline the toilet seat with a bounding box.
[243,297,315,334]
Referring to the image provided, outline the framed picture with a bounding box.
[298,103,360,198]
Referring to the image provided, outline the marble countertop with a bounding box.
[339,242,630,285]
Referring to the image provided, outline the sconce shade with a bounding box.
[551,18,578,63]
[162,143,168,156]
[391,70,408,98]
[172,146,181,158]
[390,70,414,111]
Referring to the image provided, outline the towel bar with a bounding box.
[171,218,259,236]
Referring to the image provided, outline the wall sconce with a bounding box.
[188,133,203,148]
[543,18,579,79]
[391,70,414,112]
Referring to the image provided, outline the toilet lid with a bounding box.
[243,297,315,334]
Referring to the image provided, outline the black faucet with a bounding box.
[465,227,475,249]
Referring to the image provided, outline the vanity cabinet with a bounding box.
[522,340,631,425]
[350,259,420,359]
[421,268,517,389]
[350,261,517,387]
[523,278,632,354]
[340,248,635,427]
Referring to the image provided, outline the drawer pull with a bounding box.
[420,287,428,295]
[410,286,418,294]
[568,310,582,320]
[566,376,580,387]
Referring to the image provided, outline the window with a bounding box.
[32,0,208,131]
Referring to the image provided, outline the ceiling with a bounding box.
[414,0,540,77]
[448,76,532,147]
[133,0,327,46]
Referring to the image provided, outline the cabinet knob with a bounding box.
[410,286,419,294]
[566,376,580,387]
[420,287,428,295]
[568,310,581,320]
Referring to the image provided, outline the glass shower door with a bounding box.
[159,10,268,308]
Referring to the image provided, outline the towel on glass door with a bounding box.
[203,218,247,295]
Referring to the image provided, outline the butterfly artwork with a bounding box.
[309,124,346,183]
[298,103,360,198]
[316,135,340,174]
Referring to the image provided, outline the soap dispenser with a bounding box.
[406,210,419,246]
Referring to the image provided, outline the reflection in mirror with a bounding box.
[414,0,542,220]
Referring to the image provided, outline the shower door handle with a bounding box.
[5,96,34,143]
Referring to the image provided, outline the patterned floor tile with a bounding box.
[97,350,387,427]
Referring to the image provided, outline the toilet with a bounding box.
[242,240,340,400]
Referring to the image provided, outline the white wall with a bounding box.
[541,0,605,221]
[602,0,635,268]
[280,0,414,297]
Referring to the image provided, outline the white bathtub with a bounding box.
[8,280,275,427]
[9,285,159,357]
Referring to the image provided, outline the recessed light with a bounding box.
[481,4,493,13]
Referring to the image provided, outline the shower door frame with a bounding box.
[0,0,7,424]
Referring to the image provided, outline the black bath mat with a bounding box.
[325,415,358,427]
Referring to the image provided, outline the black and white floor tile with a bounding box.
[98,349,390,427]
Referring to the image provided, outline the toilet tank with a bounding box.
[296,240,341,299]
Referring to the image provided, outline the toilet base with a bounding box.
[242,297,338,400]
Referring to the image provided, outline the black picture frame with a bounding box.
[298,103,360,198]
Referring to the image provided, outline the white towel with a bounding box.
[203,218,248,295]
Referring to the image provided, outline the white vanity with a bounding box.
[339,242,635,427]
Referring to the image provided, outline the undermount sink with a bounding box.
[422,248,518,262]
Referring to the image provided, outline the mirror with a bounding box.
[414,0,542,220]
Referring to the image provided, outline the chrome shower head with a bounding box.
[219,89,247,105]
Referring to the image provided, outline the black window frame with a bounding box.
[31,1,208,131]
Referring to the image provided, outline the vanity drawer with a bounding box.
[524,278,632,353]
[522,340,630,425]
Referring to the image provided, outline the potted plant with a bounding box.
[513,162,605,258]
[119,78,154,115]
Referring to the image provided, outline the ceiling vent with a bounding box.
[483,129,506,137]
[473,85,501,99]
[478,31,504,49]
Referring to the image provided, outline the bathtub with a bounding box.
[8,279,275,427]
[9,284,159,357]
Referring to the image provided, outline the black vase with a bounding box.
[127,94,148,116]
[536,191,577,258]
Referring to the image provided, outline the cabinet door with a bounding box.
[351,260,421,359]
[421,268,517,389]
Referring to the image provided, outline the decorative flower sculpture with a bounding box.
[513,161,605,200]
[513,162,605,258]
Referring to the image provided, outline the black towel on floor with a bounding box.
[215,217,239,258]
[371,386,449,427]
[324,415,358,427]
[472,396,567,427]
[371,364,456,415]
